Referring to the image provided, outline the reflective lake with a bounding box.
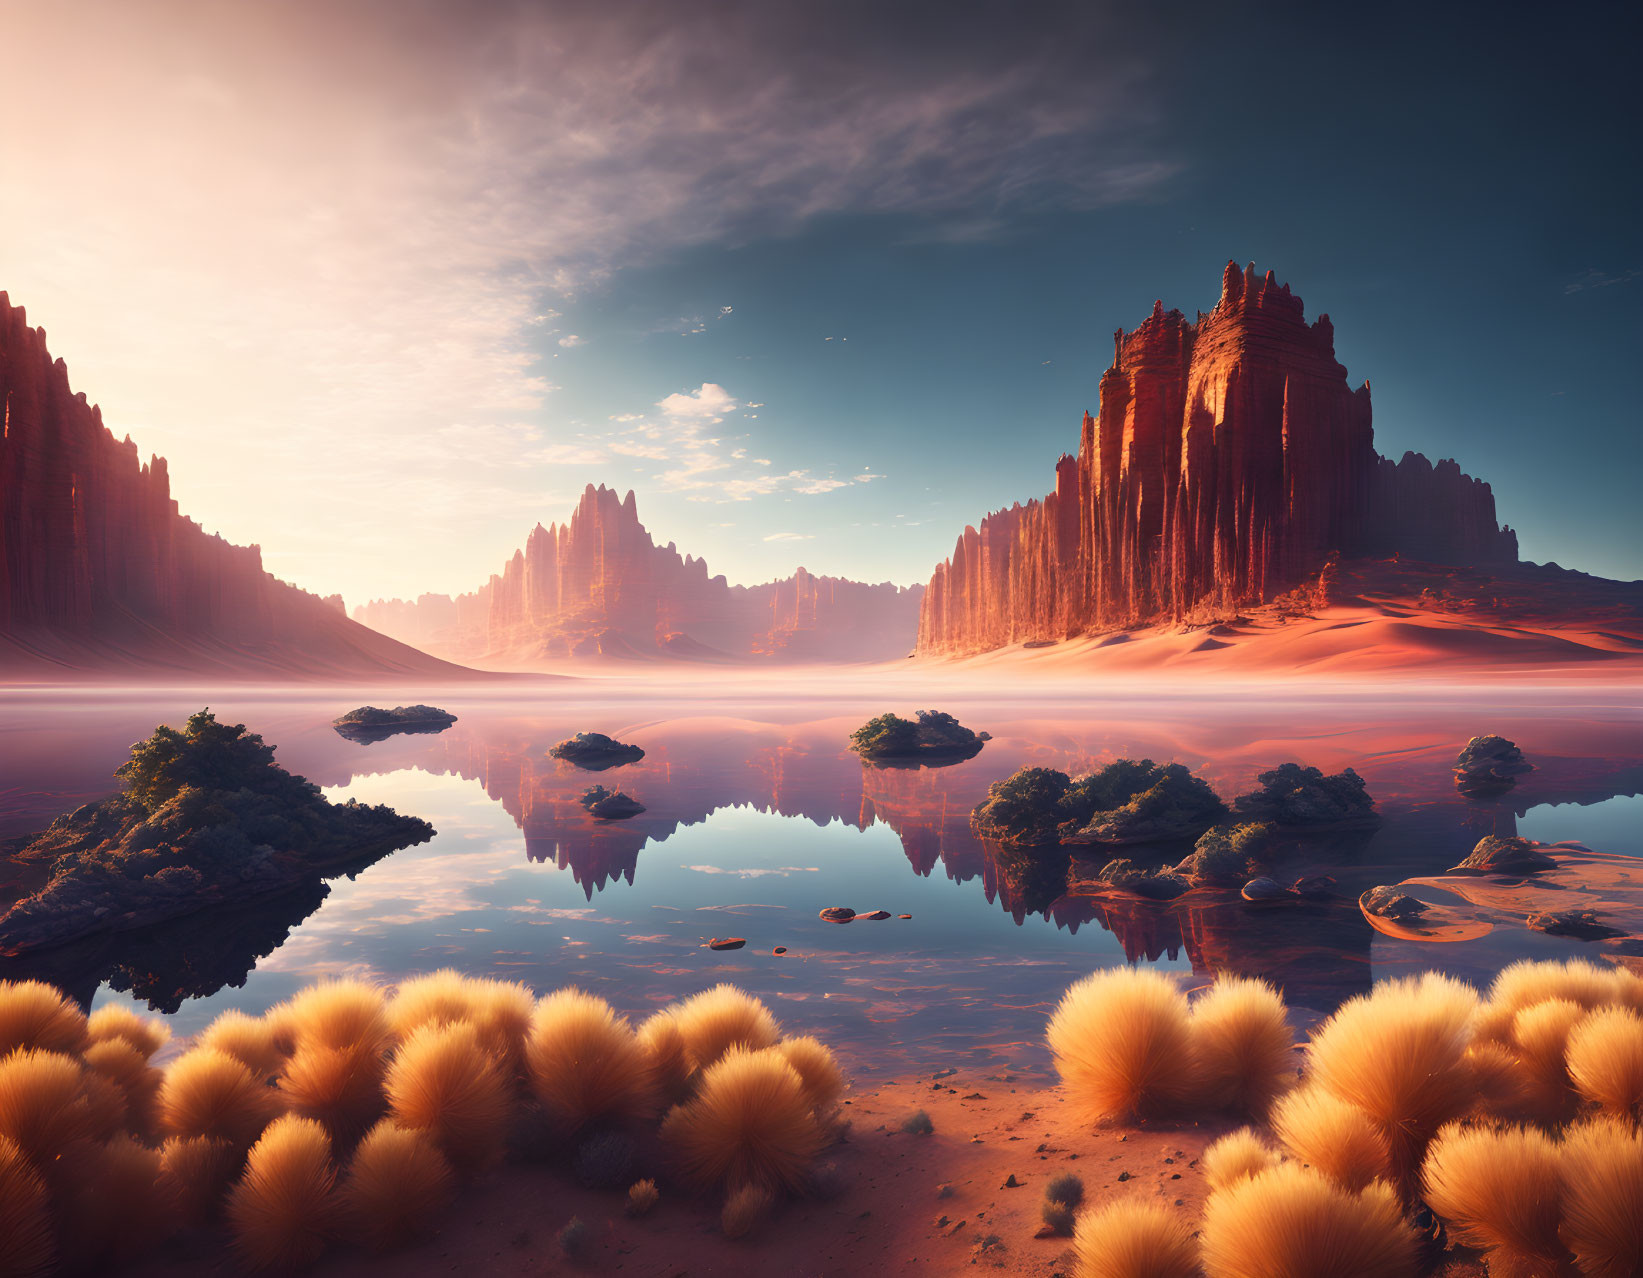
[2,686,1640,1080]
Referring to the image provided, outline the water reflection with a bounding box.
[1,691,1640,1075]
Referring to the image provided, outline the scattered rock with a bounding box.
[772,946,788,955]
[859,909,892,920]
[898,913,913,920]
[705,937,746,950]
[332,704,456,741]
[1450,835,1557,875]
[1002,1174,1022,1188]
[1361,885,1429,922]
[580,785,645,819]
[1454,735,1534,797]
[549,732,645,769]
[1527,910,1625,941]
[1240,876,1292,902]
[819,907,856,924]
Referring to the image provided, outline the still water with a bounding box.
[2,686,1639,1080]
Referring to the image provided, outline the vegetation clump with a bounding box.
[1175,822,1273,886]
[548,732,645,769]
[972,759,1227,847]
[900,1109,934,1135]
[0,711,433,956]
[579,785,646,819]
[848,710,990,764]
[1231,763,1379,830]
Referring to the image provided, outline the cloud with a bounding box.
[557,333,587,347]
[1,0,1172,599]
[1565,268,1641,294]
[658,383,739,421]
[763,532,815,542]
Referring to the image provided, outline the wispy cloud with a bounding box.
[1,1,1170,598]
[1565,268,1641,294]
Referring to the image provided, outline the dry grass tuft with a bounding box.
[0,1133,55,1278]
[1466,1040,1531,1120]
[525,988,655,1132]
[55,1134,177,1267]
[464,978,536,1077]
[659,1046,825,1193]
[1072,1198,1199,1278]
[671,985,781,1071]
[1306,972,1477,1192]
[1566,1006,1643,1122]
[1200,1164,1417,1278]
[86,1004,170,1060]
[0,1048,93,1164]
[1270,1086,1390,1193]
[1560,1117,1643,1278]
[198,1010,289,1081]
[721,1182,774,1239]
[1048,967,1202,1124]
[226,1114,338,1271]
[1422,1122,1566,1272]
[776,1035,847,1114]
[1511,998,1588,1124]
[637,1009,693,1104]
[338,1119,456,1251]
[626,1177,659,1216]
[277,979,392,1056]
[1475,959,1628,1045]
[278,1041,388,1147]
[386,970,476,1039]
[160,1135,242,1227]
[83,1038,163,1138]
[157,1047,284,1151]
[0,980,88,1057]
[81,1070,131,1141]
[384,1021,512,1173]
[1201,1128,1279,1194]
[1190,977,1295,1118]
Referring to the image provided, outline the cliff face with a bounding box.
[356,484,923,664]
[0,294,466,678]
[918,263,1519,654]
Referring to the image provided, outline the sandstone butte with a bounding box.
[917,262,1527,656]
[0,293,467,679]
[354,483,924,665]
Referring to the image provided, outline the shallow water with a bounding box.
[2,686,1639,1079]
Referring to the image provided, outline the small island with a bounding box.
[332,704,457,741]
[973,759,1227,847]
[848,710,991,765]
[549,732,646,769]
[580,785,646,820]
[0,710,433,956]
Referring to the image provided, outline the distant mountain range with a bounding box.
[354,483,923,666]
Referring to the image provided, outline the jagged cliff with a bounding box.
[355,484,923,664]
[0,294,468,678]
[918,263,1520,654]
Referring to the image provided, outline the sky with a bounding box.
[2,0,1639,603]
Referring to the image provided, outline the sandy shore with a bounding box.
[124,1071,1491,1278]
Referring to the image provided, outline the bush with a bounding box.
[1062,761,1228,846]
[1177,823,1272,886]
[626,1178,659,1216]
[900,1109,934,1135]
[1232,763,1377,829]
[971,767,1072,844]
[1045,1170,1084,1207]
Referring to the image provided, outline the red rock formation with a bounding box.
[0,294,466,679]
[919,264,1520,654]
[355,484,923,664]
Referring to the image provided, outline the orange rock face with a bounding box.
[0,294,462,678]
[356,484,923,664]
[917,263,1519,654]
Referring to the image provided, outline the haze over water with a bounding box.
[4,681,1638,1080]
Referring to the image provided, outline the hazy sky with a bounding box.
[3,0,1638,603]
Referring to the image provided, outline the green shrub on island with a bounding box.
[549,732,646,768]
[1232,763,1378,830]
[1175,822,1274,887]
[971,766,1076,844]
[1060,761,1228,846]
[848,710,990,761]
[0,710,433,955]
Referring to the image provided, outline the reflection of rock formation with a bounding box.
[355,484,923,665]
[917,264,1529,654]
[0,295,467,678]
